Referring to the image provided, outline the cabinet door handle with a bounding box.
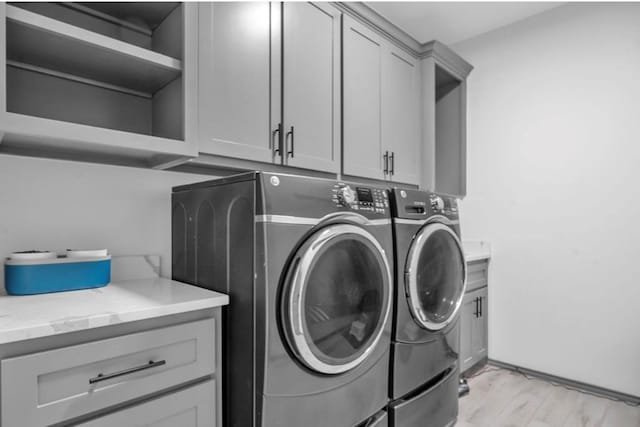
[474,297,479,318]
[383,151,389,175]
[390,152,395,176]
[479,296,483,317]
[272,123,283,156]
[89,360,166,384]
[286,126,294,158]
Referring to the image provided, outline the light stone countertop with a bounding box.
[0,278,228,345]
[463,241,491,262]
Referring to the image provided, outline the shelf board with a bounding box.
[6,5,182,95]
[0,112,197,167]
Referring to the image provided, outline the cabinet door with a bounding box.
[77,380,215,427]
[472,287,488,362]
[282,2,340,172]
[198,2,281,163]
[382,46,421,185]
[459,291,477,373]
[342,15,384,180]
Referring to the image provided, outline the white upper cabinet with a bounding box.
[198,2,278,164]
[342,15,421,185]
[198,2,340,173]
[282,2,340,172]
[342,15,384,181]
[381,47,421,185]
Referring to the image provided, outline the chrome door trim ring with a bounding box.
[257,214,390,226]
[286,224,392,374]
[405,222,467,331]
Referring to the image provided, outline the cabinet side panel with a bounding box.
[152,76,183,140]
[0,4,6,115]
[420,57,437,191]
[152,4,183,60]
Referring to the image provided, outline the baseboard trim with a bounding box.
[489,359,640,406]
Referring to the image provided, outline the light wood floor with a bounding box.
[457,367,640,427]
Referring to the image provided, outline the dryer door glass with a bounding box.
[283,224,392,375]
[406,223,466,331]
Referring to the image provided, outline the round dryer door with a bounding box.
[405,222,466,331]
[283,224,392,375]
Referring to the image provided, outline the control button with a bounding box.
[431,196,445,211]
[337,185,357,205]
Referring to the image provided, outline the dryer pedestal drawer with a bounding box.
[389,365,458,427]
[1,318,215,427]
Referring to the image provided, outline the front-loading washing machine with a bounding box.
[172,172,394,427]
[387,188,467,427]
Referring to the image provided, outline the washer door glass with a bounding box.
[405,222,466,331]
[284,224,392,375]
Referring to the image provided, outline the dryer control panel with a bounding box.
[390,188,459,220]
[332,184,389,214]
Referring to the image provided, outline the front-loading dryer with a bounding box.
[172,172,393,427]
[388,188,467,427]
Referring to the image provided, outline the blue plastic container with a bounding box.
[5,256,111,295]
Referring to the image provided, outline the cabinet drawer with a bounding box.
[466,259,488,292]
[77,380,215,427]
[1,318,215,427]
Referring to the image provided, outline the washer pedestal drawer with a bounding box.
[388,365,458,427]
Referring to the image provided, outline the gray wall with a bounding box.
[455,3,640,396]
[0,154,214,287]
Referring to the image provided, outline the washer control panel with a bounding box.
[332,184,389,214]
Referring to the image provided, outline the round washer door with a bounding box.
[405,222,466,331]
[283,223,392,375]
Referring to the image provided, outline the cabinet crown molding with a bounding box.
[421,40,473,79]
[335,2,473,76]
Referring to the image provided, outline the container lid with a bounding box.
[9,251,57,261]
[66,249,109,258]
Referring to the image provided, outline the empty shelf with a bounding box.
[6,5,182,95]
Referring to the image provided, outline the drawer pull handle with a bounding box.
[89,360,166,384]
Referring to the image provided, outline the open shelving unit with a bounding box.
[0,2,197,168]
[421,41,473,197]
[434,64,465,197]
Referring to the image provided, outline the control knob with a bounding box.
[337,185,357,205]
[431,196,444,211]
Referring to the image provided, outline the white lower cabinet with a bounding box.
[77,380,215,427]
[459,260,489,374]
[0,318,219,427]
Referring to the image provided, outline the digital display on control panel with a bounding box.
[356,187,373,203]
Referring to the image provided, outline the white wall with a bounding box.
[0,155,214,286]
[455,3,640,396]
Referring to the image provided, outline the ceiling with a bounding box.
[366,2,564,46]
